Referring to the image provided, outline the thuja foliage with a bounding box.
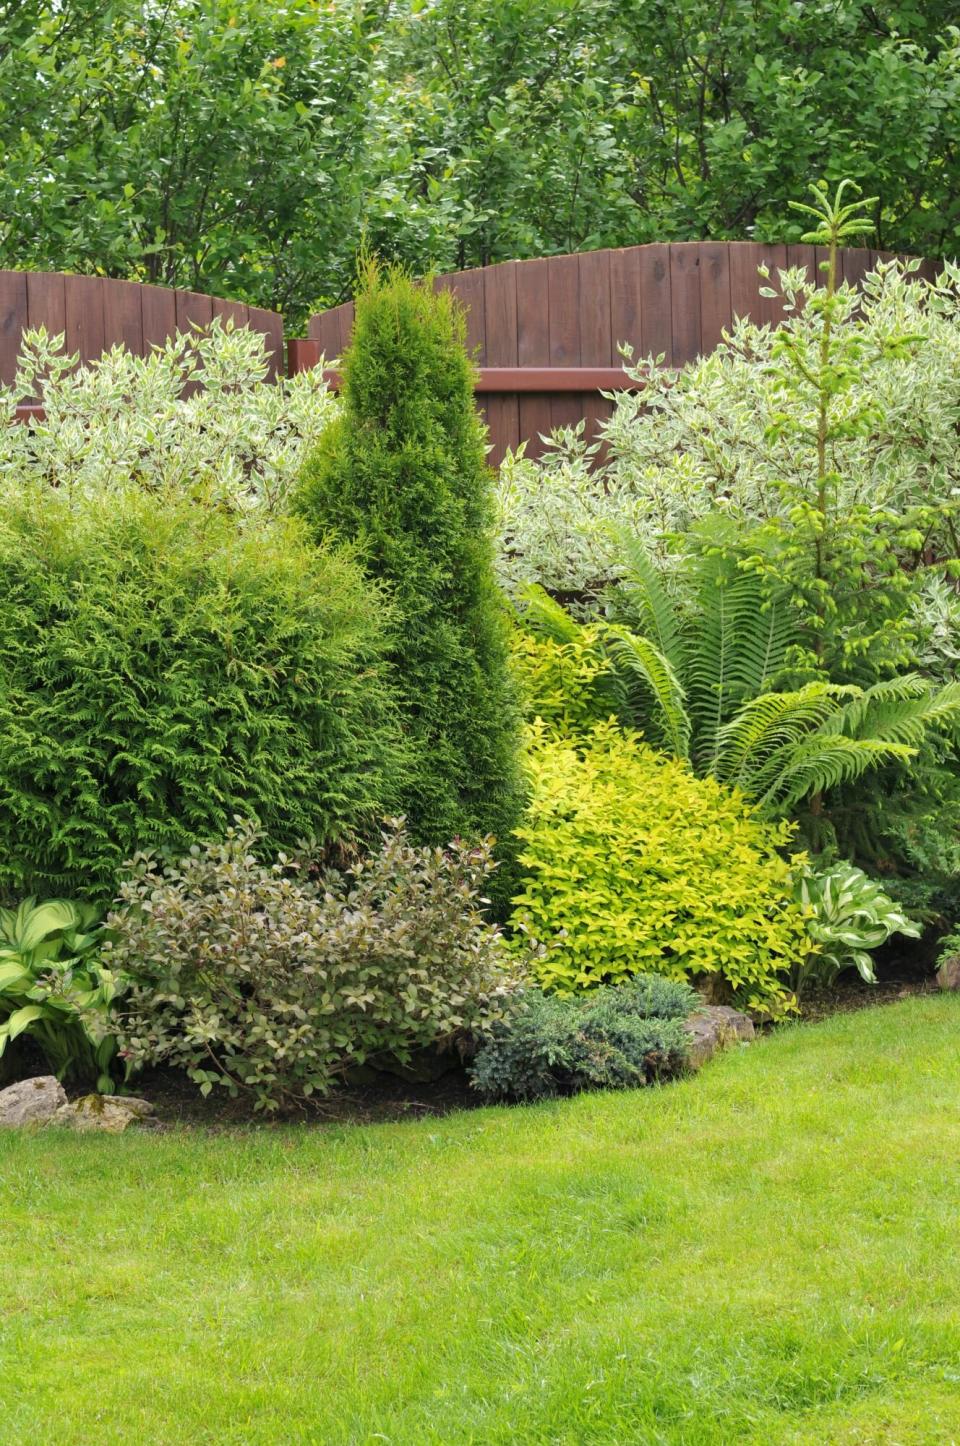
[513,722,807,1016]
[109,822,521,1111]
[0,486,398,896]
[295,260,521,853]
[469,975,694,1104]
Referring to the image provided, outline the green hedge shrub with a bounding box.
[109,822,521,1111]
[0,486,399,896]
[294,260,521,855]
[512,722,807,1016]
[469,975,694,1102]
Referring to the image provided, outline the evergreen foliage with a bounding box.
[0,486,398,897]
[295,260,521,853]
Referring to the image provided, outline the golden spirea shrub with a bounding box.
[511,722,807,1016]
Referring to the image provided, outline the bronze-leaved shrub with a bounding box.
[108,822,522,1110]
[512,723,807,1015]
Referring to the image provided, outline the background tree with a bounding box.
[1,0,958,327]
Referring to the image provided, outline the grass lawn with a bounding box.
[2,995,960,1445]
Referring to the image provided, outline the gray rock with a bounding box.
[937,954,960,991]
[0,1075,68,1127]
[49,1094,155,1134]
[684,1005,755,1070]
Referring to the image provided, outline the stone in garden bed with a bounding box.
[684,1005,755,1069]
[49,1094,156,1133]
[936,953,960,991]
[0,1075,67,1128]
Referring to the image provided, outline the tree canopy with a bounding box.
[1,0,957,327]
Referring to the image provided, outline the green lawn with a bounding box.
[2,996,960,1445]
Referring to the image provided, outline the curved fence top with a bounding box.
[305,240,935,462]
[0,271,283,385]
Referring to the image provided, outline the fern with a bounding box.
[609,529,685,670]
[751,734,915,815]
[600,625,691,760]
[518,583,586,646]
[712,683,855,794]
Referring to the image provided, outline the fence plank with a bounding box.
[728,243,766,327]
[699,243,732,354]
[548,253,581,430]
[26,271,67,348]
[211,297,250,331]
[64,275,105,365]
[639,244,672,364]
[609,246,644,364]
[483,260,519,463]
[759,243,789,326]
[669,243,702,365]
[0,271,29,386]
[247,305,283,379]
[841,247,873,292]
[515,257,552,457]
[140,284,178,354]
[102,278,144,356]
[578,249,612,451]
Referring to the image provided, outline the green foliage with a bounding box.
[512,722,806,1015]
[2,3,959,322]
[936,928,960,974]
[0,322,337,514]
[295,261,521,855]
[519,575,960,828]
[0,485,398,896]
[0,898,118,1086]
[469,975,693,1103]
[793,862,921,994]
[109,822,522,1111]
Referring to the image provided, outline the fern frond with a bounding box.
[516,583,583,644]
[609,528,685,670]
[712,683,854,792]
[834,676,960,747]
[601,624,691,760]
[753,734,916,815]
[686,557,796,772]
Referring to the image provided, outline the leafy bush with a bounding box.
[295,260,521,854]
[109,822,522,1111]
[0,485,398,896]
[512,722,807,1016]
[0,322,337,513]
[793,861,921,994]
[0,898,118,1086]
[520,561,960,828]
[469,975,694,1102]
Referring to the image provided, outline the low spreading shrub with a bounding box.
[108,822,522,1111]
[512,722,807,1015]
[469,975,694,1102]
[0,486,399,895]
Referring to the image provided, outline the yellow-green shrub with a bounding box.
[510,627,621,738]
[512,722,806,1016]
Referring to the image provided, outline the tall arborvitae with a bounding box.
[294,260,522,856]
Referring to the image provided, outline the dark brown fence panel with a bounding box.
[300,240,937,466]
[0,272,284,395]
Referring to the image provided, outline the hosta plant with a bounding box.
[0,898,120,1088]
[793,862,921,993]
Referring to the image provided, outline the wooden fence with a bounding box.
[0,270,284,387]
[1,248,935,462]
[299,241,937,464]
